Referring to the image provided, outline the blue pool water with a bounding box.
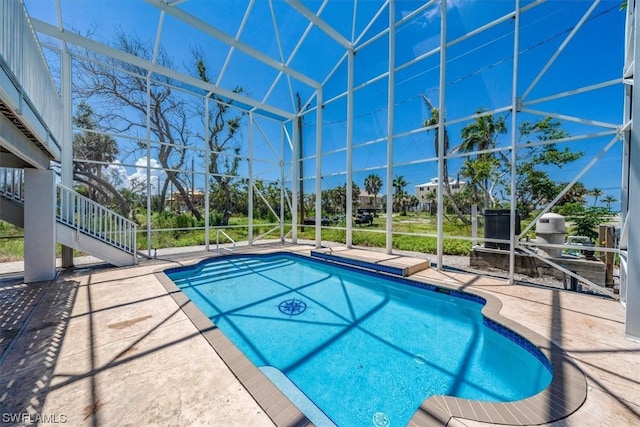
[166,253,552,427]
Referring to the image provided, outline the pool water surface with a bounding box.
[166,253,552,427]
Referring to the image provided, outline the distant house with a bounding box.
[168,189,205,212]
[415,177,467,211]
[358,189,382,210]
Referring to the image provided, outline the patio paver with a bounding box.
[1,242,638,426]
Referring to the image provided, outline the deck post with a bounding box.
[625,0,640,342]
[24,169,56,282]
[61,47,74,268]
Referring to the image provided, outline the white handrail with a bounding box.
[0,167,137,255]
[0,167,24,203]
[56,184,137,254]
[216,229,236,254]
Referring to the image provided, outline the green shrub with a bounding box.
[210,212,224,226]
[175,213,194,229]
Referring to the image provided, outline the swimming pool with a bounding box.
[166,253,553,426]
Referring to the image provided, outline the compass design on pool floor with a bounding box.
[278,298,307,316]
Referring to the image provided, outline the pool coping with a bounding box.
[155,251,588,427]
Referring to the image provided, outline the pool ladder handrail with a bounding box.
[216,229,236,254]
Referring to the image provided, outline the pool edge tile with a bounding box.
[155,268,312,427]
[158,253,589,427]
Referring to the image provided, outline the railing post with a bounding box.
[51,183,138,258]
[11,169,15,197]
[77,194,82,241]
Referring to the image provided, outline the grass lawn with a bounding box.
[0,212,495,261]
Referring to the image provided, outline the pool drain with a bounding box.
[372,412,390,427]
[278,298,307,316]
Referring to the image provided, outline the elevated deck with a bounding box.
[310,246,430,277]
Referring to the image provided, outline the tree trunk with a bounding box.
[74,169,131,218]
[166,170,203,221]
[438,129,471,225]
[159,177,170,213]
[221,183,232,226]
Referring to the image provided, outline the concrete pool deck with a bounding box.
[1,242,639,426]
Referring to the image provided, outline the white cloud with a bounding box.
[404,0,469,24]
[104,157,163,194]
[128,156,162,194]
[104,160,129,188]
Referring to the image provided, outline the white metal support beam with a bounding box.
[436,0,447,269]
[625,0,640,341]
[346,48,354,248]
[351,0,358,42]
[216,0,254,87]
[144,11,165,257]
[521,108,620,130]
[355,1,390,47]
[61,51,72,191]
[519,246,615,298]
[620,3,633,305]
[520,135,621,237]
[145,77,153,256]
[254,183,281,222]
[261,0,295,111]
[315,88,323,248]
[248,112,254,245]
[524,79,623,107]
[292,121,299,243]
[145,0,320,89]
[280,126,286,242]
[521,0,601,101]
[261,6,320,111]
[204,95,211,251]
[385,0,396,255]
[285,0,352,49]
[58,0,71,187]
[396,0,439,28]
[509,0,521,284]
[31,18,295,121]
[60,44,74,268]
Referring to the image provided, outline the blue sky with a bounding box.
[25,0,626,209]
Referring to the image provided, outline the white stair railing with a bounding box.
[0,167,25,203]
[56,184,137,255]
[1,167,138,257]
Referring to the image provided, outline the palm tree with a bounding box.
[72,102,132,217]
[458,109,507,208]
[459,110,507,153]
[602,195,617,209]
[590,188,604,207]
[425,190,437,215]
[364,174,383,209]
[422,95,471,225]
[333,185,346,213]
[393,175,408,214]
[351,182,361,211]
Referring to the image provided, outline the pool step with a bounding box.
[310,247,430,277]
[259,366,337,427]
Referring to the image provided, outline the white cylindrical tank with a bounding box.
[536,213,566,258]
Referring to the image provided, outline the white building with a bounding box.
[415,177,467,210]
